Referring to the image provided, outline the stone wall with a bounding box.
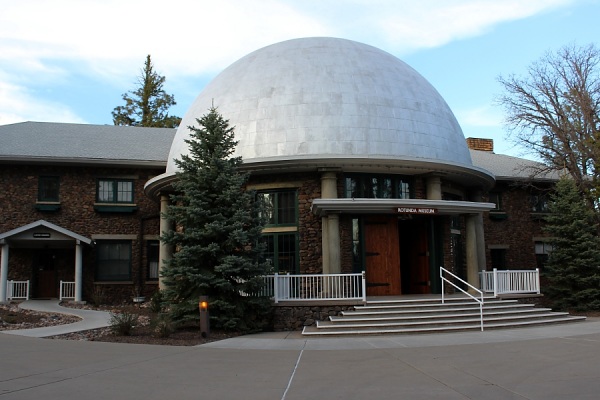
[0,164,164,303]
[272,303,357,331]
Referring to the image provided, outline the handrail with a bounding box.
[440,267,485,331]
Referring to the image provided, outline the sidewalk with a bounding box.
[1,299,112,338]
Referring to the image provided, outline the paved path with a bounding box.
[2,301,600,399]
[1,300,112,337]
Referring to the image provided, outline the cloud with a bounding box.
[376,0,574,51]
[0,79,85,125]
[0,0,577,124]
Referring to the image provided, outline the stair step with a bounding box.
[356,299,517,310]
[344,304,534,316]
[303,316,587,336]
[331,308,555,322]
[319,312,573,329]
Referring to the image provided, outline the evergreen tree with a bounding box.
[112,55,181,128]
[543,177,600,310]
[160,108,271,332]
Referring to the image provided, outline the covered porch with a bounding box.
[0,220,91,303]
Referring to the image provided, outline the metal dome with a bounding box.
[166,37,476,175]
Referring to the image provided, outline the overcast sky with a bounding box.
[1,0,599,156]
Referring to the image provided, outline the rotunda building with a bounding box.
[147,37,495,295]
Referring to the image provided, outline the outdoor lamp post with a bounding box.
[199,295,210,338]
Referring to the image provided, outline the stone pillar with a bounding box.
[75,241,83,303]
[0,243,8,303]
[159,194,174,291]
[426,175,442,200]
[465,215,480,290]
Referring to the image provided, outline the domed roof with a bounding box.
[165,37,490,184]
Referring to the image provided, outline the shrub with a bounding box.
[109,312,138,336]
[150,313,175,338]
[149,290,165,314]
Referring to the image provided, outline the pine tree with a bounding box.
[112,55,181,128]
[543,177,600,310]
[160,107,271,332]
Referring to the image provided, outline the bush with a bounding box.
[150,313,175,338]
[109,312,138,336]
[149,290,165,314]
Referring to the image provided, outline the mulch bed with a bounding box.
[1,302,240,346]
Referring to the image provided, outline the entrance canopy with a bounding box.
[0,220,92,248]
[311,198,496,217]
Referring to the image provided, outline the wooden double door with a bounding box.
[364,216,430,296]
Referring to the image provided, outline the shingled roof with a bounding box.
[0,121,175,167]
[470,149,560,182]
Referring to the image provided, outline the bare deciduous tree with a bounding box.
[497,43,600,213]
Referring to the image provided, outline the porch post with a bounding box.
[159,194,174,291]
[75,240,83,302]
[465,215,480,290]
[0,243,8,303]
[320,171,339,274]
[426,175,442,200]
[328,214,341,274]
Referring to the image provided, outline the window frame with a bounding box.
[38,175,60,202]
[147,240,160,281]
[96,178,135,204]
[95,240,132,281]
[257,189,298,227]
[263,231,299,274]
[344,173,412,199]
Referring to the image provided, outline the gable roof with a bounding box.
[0,121,176,167]
[0,220,92,245]
[470,149,560,182]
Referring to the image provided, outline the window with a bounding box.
[530,193,550,213]
[96,241,131,281]
[147,241,159,280]
[97,179,134,203]
[258,189,298,273]
[488,192,502,211]
[264,233,297,273]
[535,241,553,269]
[257,190,297,226]
[344,174,411,199]
[38,176,60,202]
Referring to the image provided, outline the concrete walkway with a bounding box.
[1,299,112,337]
[2,301,600,399]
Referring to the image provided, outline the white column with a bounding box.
[75,240,83,303]
[320,171,340,274]
[321,218,330,274]
[426,175,442,200]
[159,194,174,291]
[465,215,480,290]
[0,243,9,303]
[328,214,341,274]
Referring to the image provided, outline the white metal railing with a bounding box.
[59,281,75,300]
[440,267,484,331]
[266,272,366,303]
[480,269,540,297]
[7,280,30,300]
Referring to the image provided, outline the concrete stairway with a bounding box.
[301,296,587,336]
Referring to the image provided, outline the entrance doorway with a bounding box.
[363,215,433,296]
[400,219,430,294]
[34,250,57,298]
[364,216,400,296]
